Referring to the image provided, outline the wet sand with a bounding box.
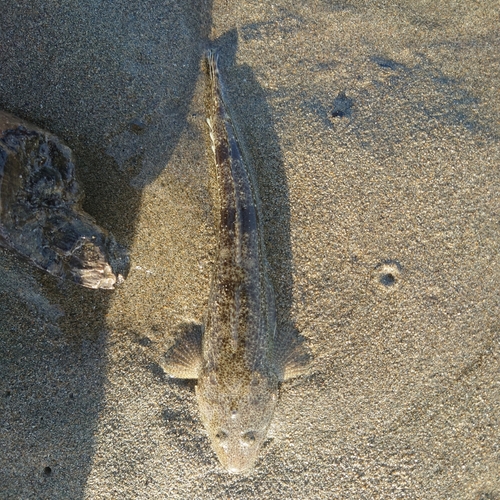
[1,1,499,498]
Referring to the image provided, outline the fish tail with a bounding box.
[205,48,219,83]
[205,48,228,112]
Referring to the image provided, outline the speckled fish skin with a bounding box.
[200,49,280,473]
[162,50,307,473]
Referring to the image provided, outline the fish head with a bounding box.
[195,370,279,473]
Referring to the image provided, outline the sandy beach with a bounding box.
[1,1,499,498]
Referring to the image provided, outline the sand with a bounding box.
[1,1,499,498]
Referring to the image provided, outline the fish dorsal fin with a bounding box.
[161,324,203,380]
[275,333,311,382]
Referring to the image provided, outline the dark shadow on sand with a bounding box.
[0,1,212,498]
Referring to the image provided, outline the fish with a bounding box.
[0,111,129,289]
[161,50,308,473]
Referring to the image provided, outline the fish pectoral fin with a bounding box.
[282,346,311,381]
[160,323,203,379]
[275,333,311,382]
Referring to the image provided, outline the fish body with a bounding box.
[162,50,307,473]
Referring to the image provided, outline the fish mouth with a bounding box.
[216,448,258,475]
[227,465,248,474]
[224,461,255,475]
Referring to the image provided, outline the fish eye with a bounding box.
[242,431,256,446]
[215,430,228,442]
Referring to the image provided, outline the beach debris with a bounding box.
[0,111,129,289]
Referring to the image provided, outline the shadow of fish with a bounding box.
[161,50,309,473]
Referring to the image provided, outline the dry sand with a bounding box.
[1,1,499,498]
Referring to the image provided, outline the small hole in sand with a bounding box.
[380,273,395,286]
[44,466,52,476]
[373,261,402,291]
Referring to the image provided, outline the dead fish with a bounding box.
[161,50,308,473]
[0,111,129,289]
